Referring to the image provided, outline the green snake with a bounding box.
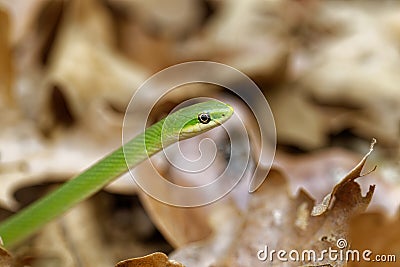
[0,100,233,248]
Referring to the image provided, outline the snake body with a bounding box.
[0,100,233,247]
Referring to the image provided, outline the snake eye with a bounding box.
[198,113,211,124]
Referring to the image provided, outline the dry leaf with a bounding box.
[275,147,400,216]
[168,202,242,267]
[298,1,400,148]
[9,193,115,267]
[0,121,140,210]
[0,0,149,210]
[312,139,376,216]
[139,197,213,249]
[0,6,14,108]
[347,212,400,267]
[171,147,376,266]
[223,171,374,267]
[275,148,362,204]
[115,252,184,267]
[9,191,168,267]
[268,86,328,149]
[41,0,148,133]
[0,0,48,45]
[178,0,291,82]
[0,245,12,267]
[1,1,399,266]
[106,0,210,71]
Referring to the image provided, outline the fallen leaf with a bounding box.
[178,0,291,83]
[0,245,12,267]
[115,252,184,267]
[167,203,242,267]
[298,1,400,148]
[0,6,14,108]
[8,191,169,267]
[0,1,399,266]
[171,149,376,266]
[347,211,400,267]
[139,197,213,249]
[41,0,148,133]
[275,147,400,216]
[0,0,48,45]
[0,0,149,210]
[275,148,363,205]
[312,139,376,216]
[8,192,116,267]
[268,86,328,150]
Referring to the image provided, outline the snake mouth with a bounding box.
[217,105,233,124]
[213,119,224,126]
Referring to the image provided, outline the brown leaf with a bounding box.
[109,0,207,71]
[139,197,213,248]
[347,212,400,267]
[172,154,376,266]
[298,1,400,148]
[223,170,374,267]
[275,148,363,205]
[42,0,148,132]
[8,193,116,267]
[268,86,328,150]
[167,203,242,267]
[178,0,291,83]
[0,245,12,267]
[312,139,376,216]
[8,191,171,267]
[115,252,184,267]
[0,6,14,108]
[275,146,400,216]
[0,0,149,210]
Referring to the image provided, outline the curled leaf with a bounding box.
[312,139,377,216]
[172,164,376,267]
[115,252,184,267]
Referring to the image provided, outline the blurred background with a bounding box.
[0,0,400,266]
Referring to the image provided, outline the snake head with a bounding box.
[169,100,234,139]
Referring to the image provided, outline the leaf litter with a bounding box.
[168,140,376,267]
[1,0,400,266]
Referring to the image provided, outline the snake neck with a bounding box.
[123,119,175,167]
